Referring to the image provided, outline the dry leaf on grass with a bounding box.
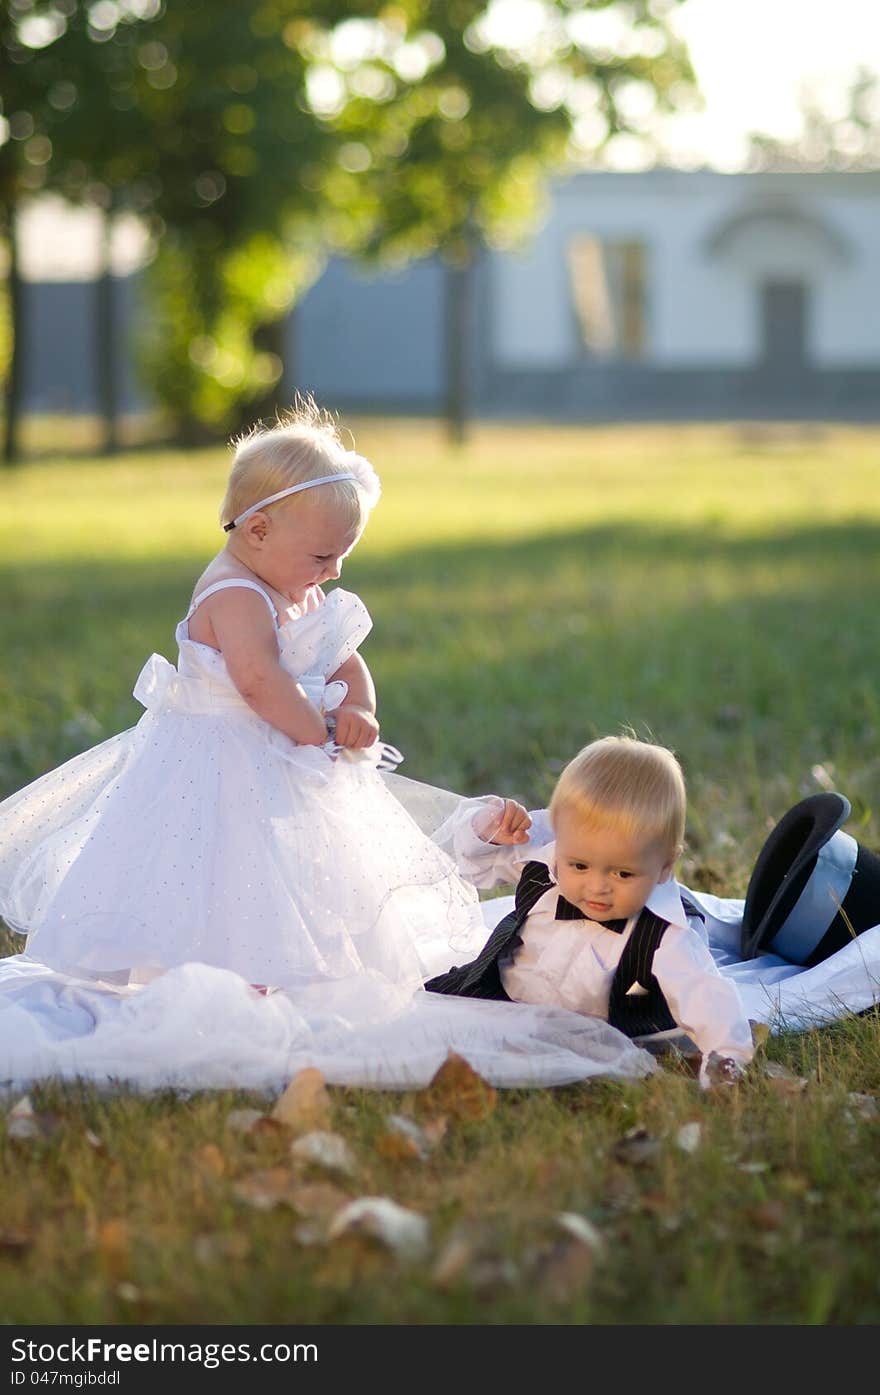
[328,1197,430,1262]
[0,1229,33,1258]
[415,1052,497,1123]
[376,1114,446,1162]
[744,1200,786,1232]
[194,1143,226,1178]
[6,1096,44,1141]
[750,1020,771,1051]
[115,1282,145,1308]
[636,1192,683,1230]
[431,1223,519,1291]
[762,1061,810,1096]
[845,1092,879,1122]
[97,1219,129,1280]
[271,1068,332,1133]
[431,1229,478,1287]
[290,1131,357,1179]
[226,1109,267,1134]
[675,1121,702,1154]
[291,1183,354,1244]
[613,1127,660,1167]
[530,1236,597,1302]
[233,1167,302,1210]
[555,1212,605,1256]
[194,1232,253,1266]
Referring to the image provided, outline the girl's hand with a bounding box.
[474,798,532,845]
[331,703,380,750]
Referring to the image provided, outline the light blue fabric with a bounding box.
[770,830,857,962]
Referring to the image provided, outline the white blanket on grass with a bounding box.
[0,775,876,1094]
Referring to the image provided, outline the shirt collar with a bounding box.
[535,842,689,929]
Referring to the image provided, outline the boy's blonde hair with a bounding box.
[549,735,686,857]
[220,396,366,532]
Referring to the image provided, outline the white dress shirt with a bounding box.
[435,798,755,1087]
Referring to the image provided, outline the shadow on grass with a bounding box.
[2,517,879,822]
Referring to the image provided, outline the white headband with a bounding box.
[223,452,380,532]
[224,474,355,532]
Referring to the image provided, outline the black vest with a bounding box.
[424,860,680,1038]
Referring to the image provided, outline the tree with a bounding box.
[2,1,353,448]
[2,1,697,449]
[0,1,67,462]
[311,0,696,440]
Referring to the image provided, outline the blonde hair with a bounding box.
[220,396,366,532]
[549,735,686,857]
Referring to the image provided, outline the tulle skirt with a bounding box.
[0,706,486,994]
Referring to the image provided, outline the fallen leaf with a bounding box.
[194,1233,253,1265]
[6,1095,42,1140]
[6,1115,41,1141]
[431,1229,478,1288]
[416,1052,497,1123]
[778,1172,810,1196]
[555,1212,605,1255]
[422,1115,448,1148]
[531,1158,561,1189]
[635,1190,682,1231]
[290,1183,354,1244]
[226,1109,266,1135]
[233,1167,301,1210]
[845,1092,879,1121]
[744,1201,786,1232]
[675,1121,702,1154]
[762,1061,809,1096]
[97,1219,129,1281]
[328,1197,430,1262]
[749,1020,771,1050]
[272,1069,332,1133]
[376,1114,442,1162]
[613,1127,660,1167]
[531,1237,596,1302]
[194,1144,226,1178]
[0,1229,33,1258]
[290,1131,357,1178]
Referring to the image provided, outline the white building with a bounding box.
[22,170,880,419]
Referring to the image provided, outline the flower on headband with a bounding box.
[338,449,381,510]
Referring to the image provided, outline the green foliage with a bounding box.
[2,2,696,436]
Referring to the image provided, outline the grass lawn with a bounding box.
[1,418,879,1326]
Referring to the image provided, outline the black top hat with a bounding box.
[741,792,880,964]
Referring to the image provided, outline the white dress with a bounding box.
[0,581,488,994]
[0,582,657,1091]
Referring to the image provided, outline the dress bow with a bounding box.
[133,653,180,712]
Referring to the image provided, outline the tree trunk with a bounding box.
[444,252,473,446]
[95,204,118,455]
[3,205,23,465]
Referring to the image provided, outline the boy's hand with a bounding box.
[474,798,532,845]
[701,1053,745,1089]
[331,703,380,750]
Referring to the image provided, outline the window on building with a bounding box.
[567,236,647,358]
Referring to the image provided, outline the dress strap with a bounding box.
[185,579,279,625]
